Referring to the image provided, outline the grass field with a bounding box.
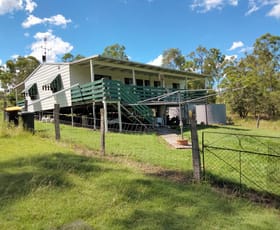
[0,118,280,229]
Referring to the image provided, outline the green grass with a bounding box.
[0,128,280,229]
[35,120,280,180]
[36,122,193,172]
[34,120,280,196]
[228,115,280,135]
[196,123,280,195]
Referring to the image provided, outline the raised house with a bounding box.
[16,55,207,131]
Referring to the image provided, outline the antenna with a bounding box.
[41,37,51,63]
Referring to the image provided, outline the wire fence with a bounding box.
[37,112,156,133]
[34,112,194,177]
[202,132,280,197]
[34,112,280,200]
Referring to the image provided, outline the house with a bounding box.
[15,55,207,131]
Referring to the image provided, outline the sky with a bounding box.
[0,0,280,67]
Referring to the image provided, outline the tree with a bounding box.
[73,54,85,61]
[252,33,280,117]
[102,44,129,61]
[187,46,208,74]
[203,48,226,88]
[62,53,74,62]
[61,53,85,62]
[221,58,260,118]
[2,56,40,87]
[186,46,226,89]
[221,33,280,118]
[0,70,13,90]
[162,48,185,70]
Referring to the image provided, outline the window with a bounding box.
[28,83,39,100]
[154,81,161,88]
[136,79,143,86]
[172,83,180,89]
[124,78,133,85]
[50,74,63,93]
[94,74,111,81]
[144,80,150,86]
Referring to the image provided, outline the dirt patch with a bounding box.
[70,144,193,184]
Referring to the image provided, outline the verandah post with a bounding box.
[71,107,74,127]
[93,102,96,130]
[100,108,105,156]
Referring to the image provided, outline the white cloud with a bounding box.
[246,0,260,15]
[25,0,37,13]
[0,0,22,15]
[29,30,73,63]
[191,0,238,12]
[22,15,42,28]
[191,0,280,19]
[11,54,19,60]
[246,0,280,19]
[239,46,254,53]
[225,54,237,61]
[48,14,72,26]
[0,0,37,15]
[228,41,244,51]
[148,55,163,66]
[229,0,238,6]
[267,2,280,18]
[22,14,72,28]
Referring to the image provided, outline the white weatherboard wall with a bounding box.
[196,104,226,125]
[25,63,71,112]
[70,65,91,86]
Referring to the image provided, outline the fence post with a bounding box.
[201,132,205,179]
[3,98,7,121]
[100,108,105,156]
[54,104,60,140]
[117,101,122,132]
[256,114,260,128]
[189,110,201,182]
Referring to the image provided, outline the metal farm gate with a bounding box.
[201,132,280,197]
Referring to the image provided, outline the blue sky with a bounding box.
[0,0,279,66]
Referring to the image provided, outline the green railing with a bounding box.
[71,79,154,123]
[71,79,106,103]
[71,79,207,124]
[126,85,206,103]
[16,100,25,107]
[71,79,207,104]
[119,84,154,123]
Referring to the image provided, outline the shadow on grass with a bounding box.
[195,124,251,132]
[145,169,194,183]
[0,153,114,208]
[166,124,251,135]
[108,177,238,229]
[204,172,280,209]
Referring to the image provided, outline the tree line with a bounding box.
[1,33,279,119]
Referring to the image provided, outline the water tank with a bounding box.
[21,112,35,133]
[196,104,226,125]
